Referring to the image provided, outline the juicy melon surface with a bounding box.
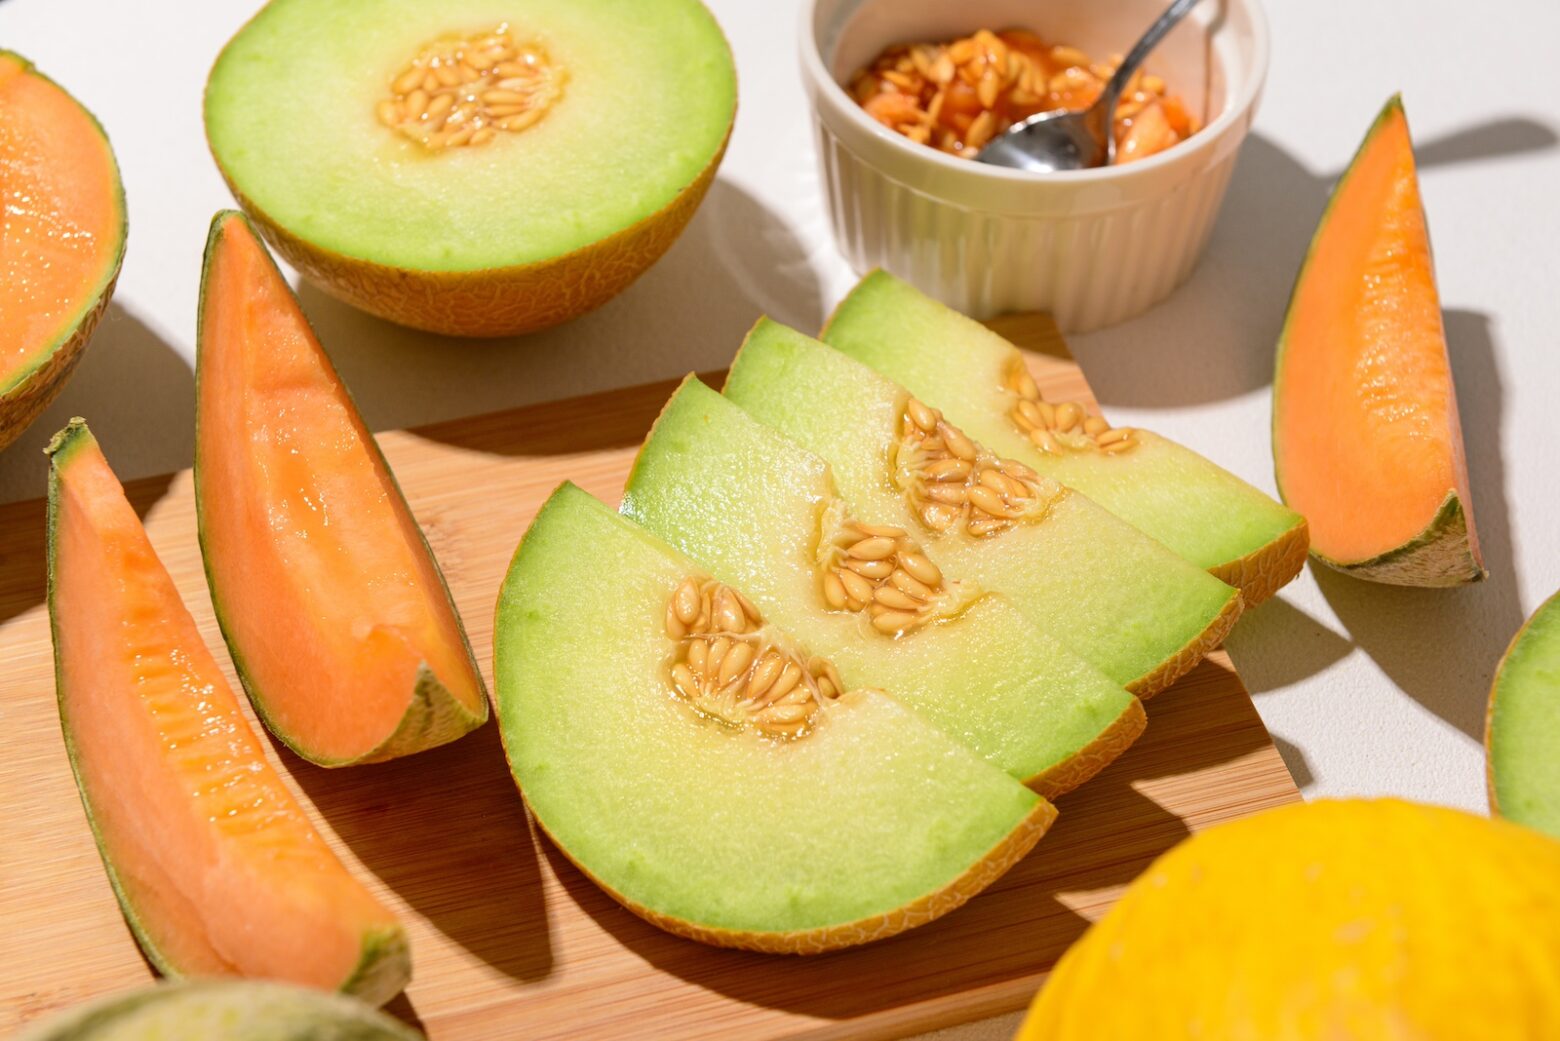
[0,52,124,391]
[622,376,1140,792]
[47,422,407,1004]
[823,272,1306,598]
[204,0,735,272]
[495,484,1050,946]
[723,320,1240,695]
[196,212,486,765]
[1488,591,1560,838]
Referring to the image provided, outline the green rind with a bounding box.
[1487,589,1560,837]
[193,211,488,768]
[15,981,423,1041]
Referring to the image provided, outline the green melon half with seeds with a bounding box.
[495,483,1054,953]
[822,271,1309,607]
[723,319,1242,698]
[1487,589,1560,838]
[622,375,1143,797]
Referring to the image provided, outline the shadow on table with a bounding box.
[1225,595,1353,697]
[294,178,825,450]
[1070,115,1558,409]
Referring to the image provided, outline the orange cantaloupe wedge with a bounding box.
[46,420,409,1003]
[195,212,488,766]
[1273,96,1483,586]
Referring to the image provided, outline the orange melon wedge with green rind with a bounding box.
[46,420,408,1004]
[1273,96,1483,586]
[1017,799,1560,1039]
[0,52,126,449]
[1487,589,1560,838]
[495,483,1054,953]
[195,211,487,767]
[821,271,1308,607]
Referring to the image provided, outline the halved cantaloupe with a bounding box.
[496,483,1054,953]
[822,272,1309,607]
[0,52,125,450]
[195,211,487,766]
[1487,590,1560,838]
[46,420,409,1003]
[1273,96,1483,586]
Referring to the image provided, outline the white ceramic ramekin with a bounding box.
[801,0,1269,331]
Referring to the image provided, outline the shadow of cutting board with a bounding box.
[0,315,1298,1040]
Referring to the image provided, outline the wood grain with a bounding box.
[0,314,1298,1040]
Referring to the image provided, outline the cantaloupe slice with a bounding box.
[1018,799,1560,1040]
[0,52,126,450]
[1487,590,1560,838]
[46,420,409,1004]
[1273,96,1483,586]
[195,211,487,766]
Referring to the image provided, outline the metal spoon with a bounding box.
[975,0,1204,172]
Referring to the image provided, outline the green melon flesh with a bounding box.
[204,0,735,272]
[1488,591,1560,838]
[723,320,1240,695]
[17,982,421,1041]
[495,483,1048,948]
[622,376,1139,791]
[823,272,1306,585]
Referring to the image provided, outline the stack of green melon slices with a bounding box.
[495,275,1307,954]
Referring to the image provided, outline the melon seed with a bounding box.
[816,514,957,637]
[1004,358,1136,456]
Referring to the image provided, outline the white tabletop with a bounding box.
[3,0,1557,936]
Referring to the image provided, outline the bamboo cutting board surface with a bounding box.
[0,314,1299,1040]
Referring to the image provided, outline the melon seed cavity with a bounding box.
[815,501,961,637]
[664,577,843,739]
[1005,359,1137,456]
[377,25,566,151]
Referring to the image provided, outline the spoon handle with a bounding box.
[1098,0,1205,157]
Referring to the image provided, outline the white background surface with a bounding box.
[1,0,1556,1019]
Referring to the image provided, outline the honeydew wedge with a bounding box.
[622,375,1143,796]
[495,483,1054,953]
[822,272,1308,607]
[1487,589,1560,838]
[723,320,1241,698]
[46,420,408,1004]
[196,211,487,766]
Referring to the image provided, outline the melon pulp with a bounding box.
[495,483,1054,953]
[195,211,487,767]
[46,420,408,1004]
[17,982,422,1041]
[823,272,1309,607]
[204,0,736,337]
[722,320,1242,697]
[1273,96,1482,586]
[622,376,1143,797]
[1487,590,1560,837]
[1017,799,1560,1040]
[0,52,125,450]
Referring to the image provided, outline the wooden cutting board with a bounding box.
[0,315,1299,1040]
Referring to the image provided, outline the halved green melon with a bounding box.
[17,982,422,1041]
[1487,590,1560,838]
[622,375,1142,797]
[205,0,736,336]
[822,272,1308,607]
[723,320,1242,698]
[47,420,408,1004]
[495,483,1054,953]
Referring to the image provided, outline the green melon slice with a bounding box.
[621,375,1142,796]
[1487,590,1560,838]
[16,982,423,1041]
[723,320,1242,698]
[495,483,1054,953]
[822,272,1309,607]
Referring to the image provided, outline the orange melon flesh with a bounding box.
[1274,97,1482,584]
[196,212,486,765]
[47,421,408,1003]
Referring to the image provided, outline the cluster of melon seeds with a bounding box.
[815,502,955,636]
[664,577,843,739]
[895,398,1065,538]
[1006,360,1136,456]
[377,25,566,150]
